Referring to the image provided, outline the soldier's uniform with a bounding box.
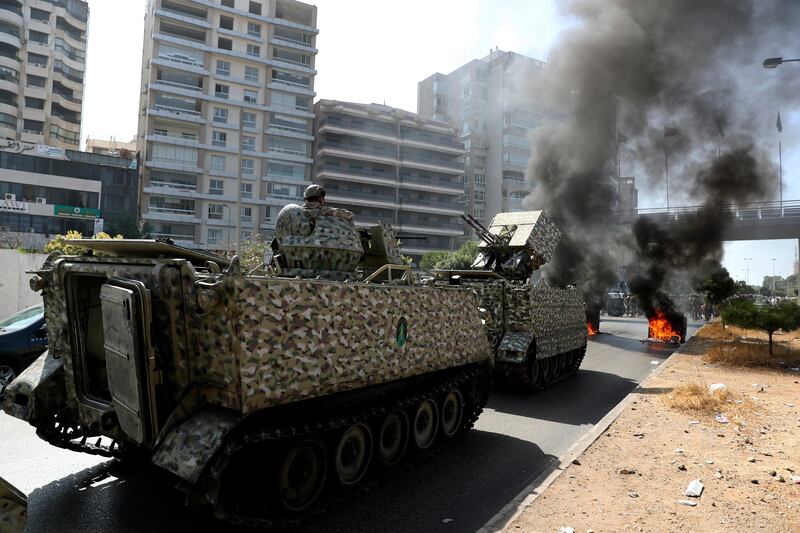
[274,184,353,240]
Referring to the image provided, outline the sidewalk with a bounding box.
[504,328,800,533]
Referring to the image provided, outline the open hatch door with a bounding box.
[99,280,158,445]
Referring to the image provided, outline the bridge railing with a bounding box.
[615,200,800,224]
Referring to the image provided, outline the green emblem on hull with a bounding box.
[396,317,408,347]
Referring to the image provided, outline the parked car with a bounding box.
[0,304,47,395]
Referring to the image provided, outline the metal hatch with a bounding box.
[99,280,158,444]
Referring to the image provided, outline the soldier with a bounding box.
[274,184,354,239]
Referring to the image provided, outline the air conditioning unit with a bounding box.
[4,193,15,201]
[36,197,47,204]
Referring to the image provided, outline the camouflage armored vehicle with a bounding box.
[0,477,26,533]
[432,211,587,389]
[2,213,492,526]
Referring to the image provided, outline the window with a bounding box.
[241,135,255,151]
[216,60,230,76]
[208,204,224,220]
[249,1,262,15]
[25,97,45,110]
[244,66,259,82]
[213,107,228,123]
[181,131,197,140]
[210,155,225,172]
[267,162,304,179]
[153,128,168,136]
[221,0,234,7]
[212,131,227,147]
[207,228,223,245]
[247,22,261,37]
[240,183,253,199]
[23,119,43,134]
[151,144,199,165]
[246,44,260,57]
[242,111,256,128]
[215,84,229,99]
[30,8,50,23]
[219,15,233,30]
[241,206,252,222]
[26,75,46,88]
[243,89,257,103]
[241,158,254,175]
[218,37,232,51]
[27,53,48,67]
[209,179,224,195]
[29,30,49,45]
[462,86,472,99]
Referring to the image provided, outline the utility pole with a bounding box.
[772,258,776,295]
[744,257,752,286]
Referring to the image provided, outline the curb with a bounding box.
[477,338,693,533]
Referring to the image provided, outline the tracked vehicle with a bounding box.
[432,211,587,389]
[2,214,492,527]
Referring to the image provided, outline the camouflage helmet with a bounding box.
[304,184,326,200]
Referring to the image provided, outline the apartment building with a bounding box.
[0,0,89,148]
[418,50,547,226]
[313,100,465,258]
[137,0,317,250]
[86,136,137,157]
[0,139,139,248]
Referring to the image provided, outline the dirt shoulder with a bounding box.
[505,327,800,533]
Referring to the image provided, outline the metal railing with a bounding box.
[155,78,202,92]
[153,104,201,117]
[149,180,197,192]
[620,200,800,223]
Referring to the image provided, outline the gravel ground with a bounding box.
[506,331,800,533]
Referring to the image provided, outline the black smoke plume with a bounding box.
[524,0,797,320]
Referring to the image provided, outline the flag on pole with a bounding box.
[777,112,782,133]
[664,126,681,137]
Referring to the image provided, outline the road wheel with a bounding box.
[377,411,408,466]
[0,360,17,395]
[527,357,541,387]
[440,389,463,438]
[411,399,438,450]
[277,438,327,512]
[541,356,554,384]
[334,423,372,486]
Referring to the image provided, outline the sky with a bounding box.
[80,0,799,287]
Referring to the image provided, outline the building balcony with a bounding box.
[326,192,398,210]
[143,208,201,224]
[318,123,396,144]
[145,159,203,174]
[269,37,317,54]
[267,81,315,97]
[155,8,211,29]
[265,126,313,141]
[401,137,464,155]
[147,179,197,193]
[317,145,398,167]
[399,199,463,216]
[263,173,309,185]
[152,56,209,76]
[0,77,16,95]
[399,176,464,195]
[152,78,204,93]
[316,169,397,189]
[268,57,316,76]
[264,149,313,165]
[149,105,205,124]
[146,132,202,149]
[399,158,464,176]
[0,6,22,28]
[214,71,261,88]
[0,30,20,50]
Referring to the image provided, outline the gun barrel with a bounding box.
[461,215,499,245]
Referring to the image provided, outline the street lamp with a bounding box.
[744,257,752,286]
[762,57,800,69]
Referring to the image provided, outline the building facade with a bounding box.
[86,136,137,157]
[137,0,317,250]
[313,100,465,258]
[0,140,139,248]
[418,50,546,227]
[0,0,88,148]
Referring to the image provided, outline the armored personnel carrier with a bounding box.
[432,211,587,389]
[2,214,493,526]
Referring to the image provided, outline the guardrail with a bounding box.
[626,200,800,222]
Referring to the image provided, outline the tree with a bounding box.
[104,213,150,239]
[44,230,123,255]
[419,241,479,272]
[723,298,800,355]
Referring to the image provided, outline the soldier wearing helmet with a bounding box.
[274,184,353,239]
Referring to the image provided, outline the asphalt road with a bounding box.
[0,315,701,532]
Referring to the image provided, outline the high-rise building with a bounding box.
[137,0,317,250]
[418,49,546,226]
[313,100,465,259]
[0,0,89,148]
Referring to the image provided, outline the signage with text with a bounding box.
[54,205,101,219]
